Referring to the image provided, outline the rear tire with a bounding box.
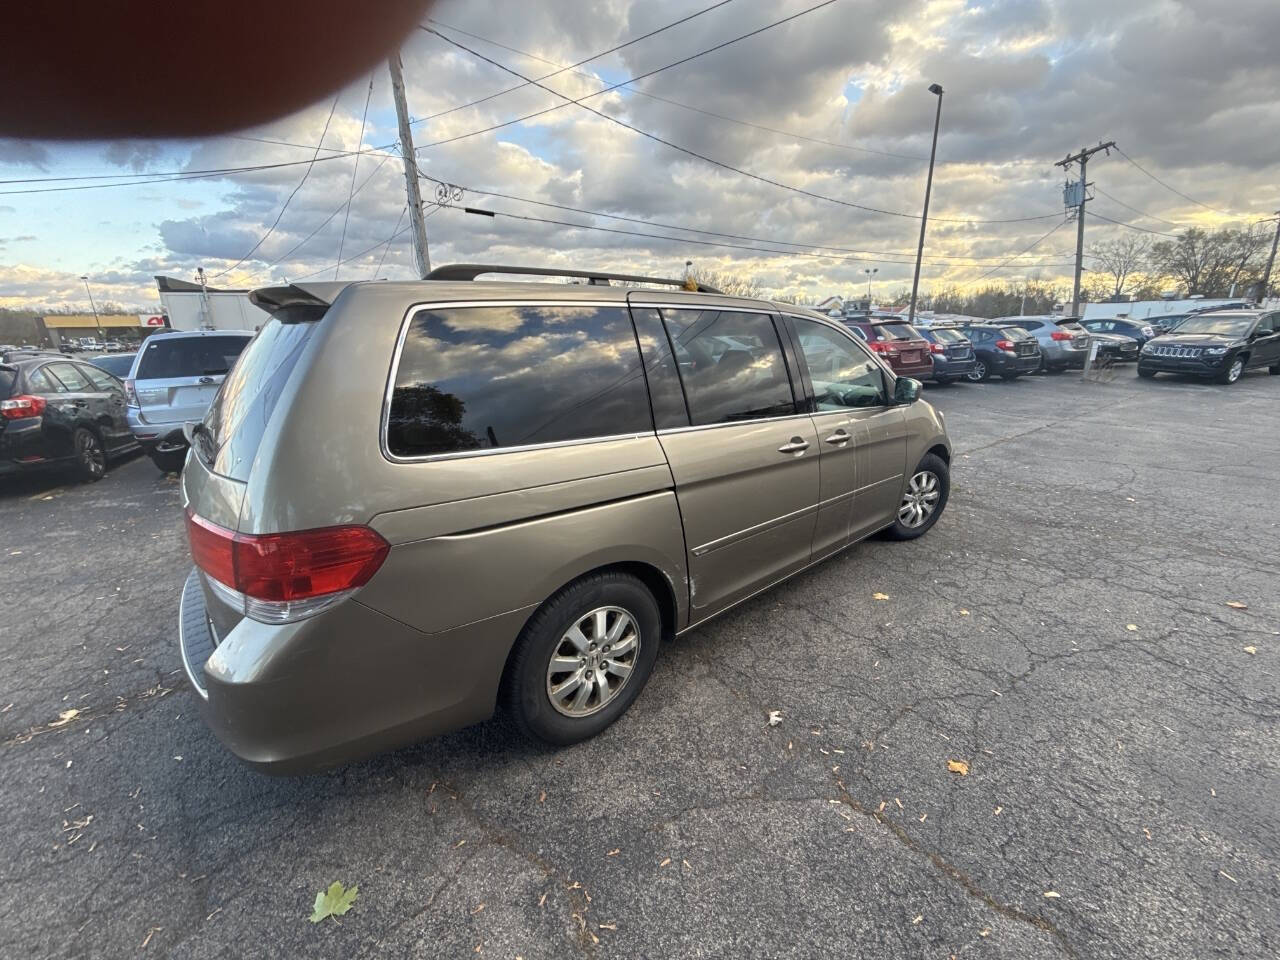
[72,427,107,482]
[502,572,661,746]
[149,448,187,474]
[966,360,989,383]
[884,453,950,541]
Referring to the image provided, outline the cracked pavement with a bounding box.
[1,368,1277,959]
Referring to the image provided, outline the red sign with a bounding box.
[139,315,166,327]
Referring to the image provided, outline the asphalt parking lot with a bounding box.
[2,367,1277,960]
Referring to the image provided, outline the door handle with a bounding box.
[824,429,851,445]
[777,437,810,455]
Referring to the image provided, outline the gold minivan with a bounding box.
[178,265,952,772]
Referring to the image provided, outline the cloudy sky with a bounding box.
[1,0,1277,311]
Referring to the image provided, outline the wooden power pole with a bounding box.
[1260,212,1280,304]
[1055,141,1115,316]
[388,52,431,278]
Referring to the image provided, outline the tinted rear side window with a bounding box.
[931,328,967,343]
[388,305,652,458]
[136,335,250,379]
[0,369,15,397]
[660,309,795,425]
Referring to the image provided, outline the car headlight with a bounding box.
[1141,342,1155,353]
[1204,346,1227,355]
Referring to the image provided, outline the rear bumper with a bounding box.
[1041,342,1088,368]
[127,412,186,452]
[178,567,534,774]
[889,359,934,379]
[989,351,1040,374]
[929,356,976,379]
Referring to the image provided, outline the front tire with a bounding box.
[1217,356,1245,385]
[884,453,950,541]
[503,572,661,745]
[1138,366,1156,379]
[72,427,107,482]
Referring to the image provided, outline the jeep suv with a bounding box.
[1138,309,1280,384]
[178,265,953,773]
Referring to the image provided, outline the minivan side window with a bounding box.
[660,309,796,426]
[790,317,886,409]
[387,304,652,458]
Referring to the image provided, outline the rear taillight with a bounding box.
[0,394,46,419]
[1050,331,1073,341]
[868,342,893,353]
[185,509,390,623]
[123,379,138,406]
[929,342,946,354]
[996,339,1015,351]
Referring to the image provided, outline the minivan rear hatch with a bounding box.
[195,285,339,483]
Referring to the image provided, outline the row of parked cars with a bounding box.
[1,330,252,482]
[836,306,1280,388]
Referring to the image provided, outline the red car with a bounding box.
[843,319,934,379]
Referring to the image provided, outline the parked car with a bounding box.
[997,316,1090,371]
[1080,317,1161,348]
[841,319,934,380]
[1,356,138,481]
[1138,309,1280,384]
[916,325,977,383]
[87,353,137,378]
[954,322,1041,381]
[103,339,126,352]
[125,329,253,473]
[1088,331,1141,364]
[178,265,954,772]
[1,347,60,364]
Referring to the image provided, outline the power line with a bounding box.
[372,204,408,278]
[422,15,933,164]
[447,201,1078,272]
[1114,147,1241,218]
[336,77,375,279]
[958,219,1072,288]
[1091,186,1182,228]
[421,171,1079,267]
[410,1,740,130]
[422,23,1062,226]
[1087,210,1178,238]
[209,95,341,281]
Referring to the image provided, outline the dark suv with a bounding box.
[917,325,977,383]
[842,319,933,380]
[955,323,1041,381]
[1138,310,1280,385]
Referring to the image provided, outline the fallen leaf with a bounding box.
[658,858,671,868]
[310,881,358,923]
[958,609,970,616]
[979,929,991,938]
[912,915,923,925]
[1043,891,1060,899]
[767,710,783,727]
[471,903,485,915]
[606,848,620,857]
[599,922,618,931]
[1218,869,1237,883]
[878,801,886,813]
[50,709,80,727]
[872,592,891,601]
[1243,646,1256,655]
[1225,601,1248,610]
[894,797,903,809]
[947,760,969,776]
[1126,624,1138,632]
[538,791,546,803]
[994,806,1003,815]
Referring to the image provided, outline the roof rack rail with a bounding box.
[424,263,722,294]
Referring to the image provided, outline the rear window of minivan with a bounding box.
[136,335,251,380]
[387,304,652,458]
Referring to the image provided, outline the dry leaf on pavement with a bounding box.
[1043,891,1061,899]
[1126,624,1138,632]
[947,760,970,776]
[1243,646,1257,655]
[767,710,783,727]
[872,592,890,601]
[1225,601,1248,610]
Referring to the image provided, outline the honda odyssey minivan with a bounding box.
[178,265,953,772]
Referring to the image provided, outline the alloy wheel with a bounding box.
[1227,358,1244,383]
[967,361,986,382]
[898,471,940,528]
[546,606,641,718]
[77,431,105,478]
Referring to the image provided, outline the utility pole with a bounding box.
[1259,212,1280,304]
[908,83,944,326]
[1055,141,1115,316]
[388,52,431,278]
[79,275,102,339]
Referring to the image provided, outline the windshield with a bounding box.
[1172,315,1255,337]
[869,323,921,341]
[931,328,967,343]
[135,334,251,379]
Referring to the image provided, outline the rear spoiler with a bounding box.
[249,281,350,312]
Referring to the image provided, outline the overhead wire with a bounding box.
[208,95,341,281]
[957,218,1073,288]
[372,204,408,278]
[1090,186,1181,228]
[336,77,375,279]
[1115,147,1242,219]
[421,22,1064,225]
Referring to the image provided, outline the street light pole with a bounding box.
[908,83,944,326]
[79,275,102,339]
[863,267,878,298]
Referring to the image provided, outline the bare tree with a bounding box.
[1151,226,1270,296]
[1090,235,1150,298]
[687,268,766,299]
